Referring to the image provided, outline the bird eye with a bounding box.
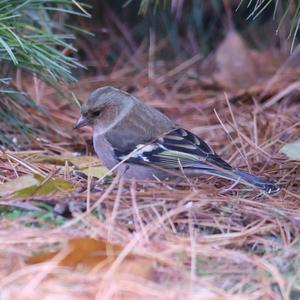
[91,110,101,117]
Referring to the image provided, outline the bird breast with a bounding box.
[93,133,118,169]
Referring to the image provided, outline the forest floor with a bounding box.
[0,30,300,300]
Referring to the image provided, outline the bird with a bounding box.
[74,86,280,194]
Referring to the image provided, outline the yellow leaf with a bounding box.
[68,156,100,169]
[36,152,99,167]
[0,175,40,197]
[15,175,73,197]
[79,166,109,179]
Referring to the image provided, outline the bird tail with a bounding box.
[186,162,280,194]
[231,169,280,194]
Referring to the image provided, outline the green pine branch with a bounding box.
[0,0,90,147]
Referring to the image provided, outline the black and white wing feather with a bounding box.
[114,128,233,172]
[114,128,280,194]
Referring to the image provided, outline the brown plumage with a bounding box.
[74,86,280,194]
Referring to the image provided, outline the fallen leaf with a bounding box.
[15,174,73,197]
[280,139,300,160]
[68,155,100,169]
[35,152,75,165]
[27,237,154,279]
[27,238,123,268]
[117,256,153,279]
[37,152,99,168]
[79,166,109,179]
[214,29,256,90]
[0,175,40,197]
[36,152,109,178]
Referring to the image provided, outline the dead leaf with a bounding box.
[27,237,154,279]
[35,152,75,165]
[15,175,73,197]
[0,175,40,197]
[36,152,109,178]
[117,256,153,279]
[214,29,256,90]
[27,238,123,268]
[79,166,109,179]
[37,152,99,167]
[280,139,300,160]
[0,174,73,198]
[68,155,100,169]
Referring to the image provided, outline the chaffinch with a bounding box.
[74,86,280,194]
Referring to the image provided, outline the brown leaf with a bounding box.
[214,29,256,90]
[27,237,154,280]
[117,257,154,280]
[27,238,123,268]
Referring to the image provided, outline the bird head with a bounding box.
[73,86,130,129]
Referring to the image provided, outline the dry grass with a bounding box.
[0,26,300,300]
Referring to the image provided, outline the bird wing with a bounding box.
[104,102,176,151]
[114,128,233,172]
[113,128,280,194]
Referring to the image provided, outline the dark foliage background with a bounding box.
[1,0,299,146]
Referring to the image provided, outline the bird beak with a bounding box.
[74,115,89,129]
